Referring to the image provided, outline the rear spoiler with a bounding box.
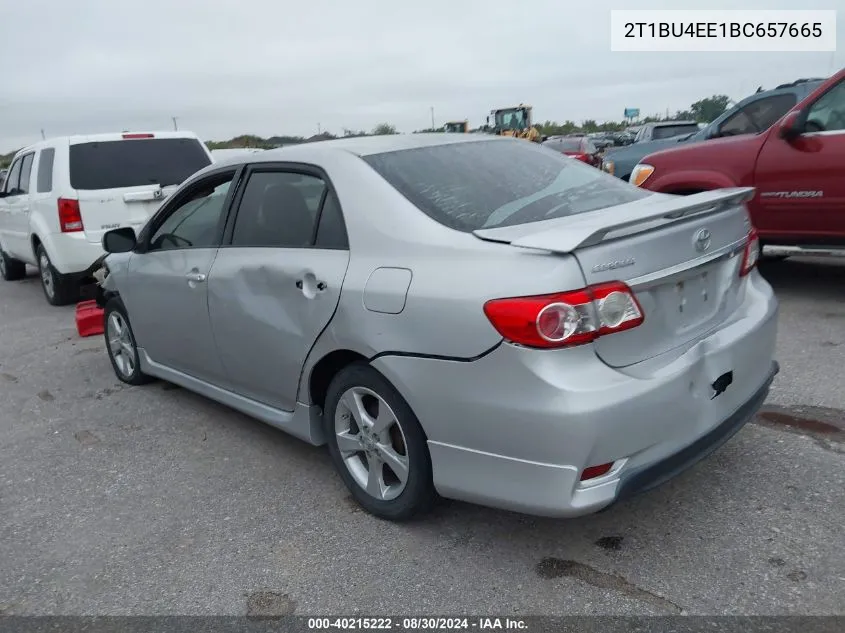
[472,187,755,254]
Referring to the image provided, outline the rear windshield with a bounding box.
[652,124,700,140]
[363,139,649,232]
[69,138,211,190]
[557,138,584,151]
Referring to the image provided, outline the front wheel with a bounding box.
[104,297,152,386]
[324,363,435,521]
[0,247,26,281]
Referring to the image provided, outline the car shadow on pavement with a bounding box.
[758,257,845,303]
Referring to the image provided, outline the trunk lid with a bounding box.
[474,188,754,367]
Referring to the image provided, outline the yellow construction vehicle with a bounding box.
[487,104,541,142]
[443,120,469,133]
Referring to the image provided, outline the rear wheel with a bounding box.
[104,297,152,386]
[36,244,77,306]
[324,363,435,521]
[0,247,26,281]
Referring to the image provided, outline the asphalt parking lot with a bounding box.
[1,258,843,616]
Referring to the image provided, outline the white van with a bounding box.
[0,131,213,305]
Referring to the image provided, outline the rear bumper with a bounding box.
[39,232,104,276]
[611,359,778,506]
[372,271,778,517]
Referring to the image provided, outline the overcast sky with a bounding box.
[0,0,842,152]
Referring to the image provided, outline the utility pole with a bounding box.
[40,129,46,140]
[171,117,179,131]
[430,107,435,130]
[317,122,321,135]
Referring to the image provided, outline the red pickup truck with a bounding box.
[631,68,845,255]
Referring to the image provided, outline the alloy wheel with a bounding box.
[335,386,410,501]
[39,253,54,299]
[107,312,136,378]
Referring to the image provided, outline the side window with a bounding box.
[805,81,845,133]
[4,158,22,195]
[18,153,34,195]
[720,94,797,137]
[230,171,324,248]
[149,172,234,251]
[36,148,55,193]
[314,190,349,249]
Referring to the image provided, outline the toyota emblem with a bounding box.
[694,228,712,253]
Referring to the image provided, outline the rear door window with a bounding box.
[363,139,649,232]
[36,148,55,193]
[69,138,211,190]
[652,125,700,140]
[230,171,324,248]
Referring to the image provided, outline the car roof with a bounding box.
[650,121,698,127]
[208,133,508,169]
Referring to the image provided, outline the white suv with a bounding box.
[0,131,213,305]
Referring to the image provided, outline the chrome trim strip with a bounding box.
[627,237,747,287]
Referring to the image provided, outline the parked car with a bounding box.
[633,121,701,144]
[0,168,7,190]
[95,134,778,521]
[602,78,825,181]
[542,135,601,167]
[0,131,213,305]
[632,68,845,256]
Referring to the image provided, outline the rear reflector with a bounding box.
[122,133,154,139]
[483,281,644,349]
[740,228,760,277]
[58,198,84,233]
[580,462,614,481]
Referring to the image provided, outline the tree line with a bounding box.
[1,95,731,164]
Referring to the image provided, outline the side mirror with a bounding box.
[777,110,802,141]
[102,227,137,254]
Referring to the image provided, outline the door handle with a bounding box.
[295,279,327,291]
[185,271,207,283]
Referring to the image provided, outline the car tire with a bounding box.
[36,244,77,306]
[0,247,26,281]
[104,296,152,386]
[324,362,435,521]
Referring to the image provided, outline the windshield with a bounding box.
[362,139,649,232]
[557,138,585,152]
[69,138,211,190]
[494,109,527,130]
[652,124,700,140]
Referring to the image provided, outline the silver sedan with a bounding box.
[98,134,778,520]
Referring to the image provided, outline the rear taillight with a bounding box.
[58,198,84,233]
[122,133,154,139]
[740,229,760,277]
[483,281,644,349]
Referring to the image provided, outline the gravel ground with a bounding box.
[0,257,843,616]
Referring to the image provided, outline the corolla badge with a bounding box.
[693,228,712,253]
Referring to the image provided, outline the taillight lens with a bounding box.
[740,229,760,277]
[58,198,84,233]
[483,281,644,349]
